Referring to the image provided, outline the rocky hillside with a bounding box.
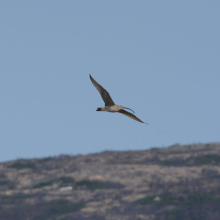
[0,143,220,220]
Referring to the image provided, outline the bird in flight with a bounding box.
[90,75,148,124]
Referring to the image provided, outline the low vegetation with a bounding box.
[1,142,220,219]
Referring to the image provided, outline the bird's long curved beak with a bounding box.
[123,107,135,114]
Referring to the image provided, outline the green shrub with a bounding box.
[35,200,84,219]
[159,160,186,166]
[8,161,35,169]
[76,180,122,190]
[33,180,55,189]
[39,157,52,162]
[194,154,220,166]
[137,195,183,205]
[50,200,84,215]
[138,193,220,206]
[33,176,75,189]
[58,176,75,184]
[2,194,28,200]
[137,195,156,205]
[0,180,9,185]
[163,208,206,220]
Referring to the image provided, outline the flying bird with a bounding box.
[90,75,148,124]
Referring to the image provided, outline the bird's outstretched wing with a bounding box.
[90,75,115,106]
[118,109,148,124]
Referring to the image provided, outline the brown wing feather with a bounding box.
[90,75,115,106]
[118,110,147,124]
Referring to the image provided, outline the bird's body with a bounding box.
[89,75,148,124]
[97,104,123,112]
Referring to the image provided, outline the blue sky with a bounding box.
[0,1,220,162]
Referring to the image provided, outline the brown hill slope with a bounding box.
[0,143,220,220]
